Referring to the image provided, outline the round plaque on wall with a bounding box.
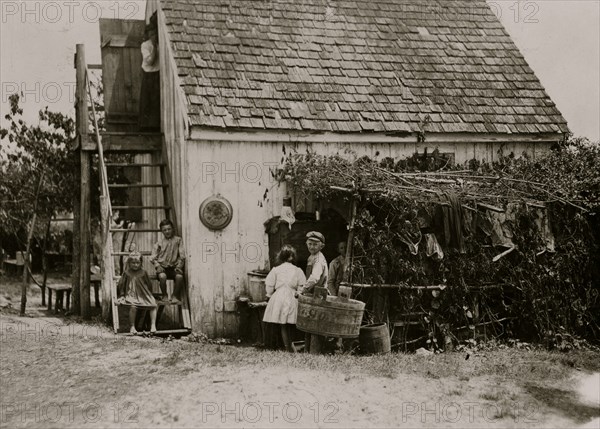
[199,195,233,230]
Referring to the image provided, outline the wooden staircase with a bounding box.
[85,66,192,336]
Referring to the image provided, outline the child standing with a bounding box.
[302,231,329,353]
[150,219,186,304]
[262,245,306,352]
[303,231,328,295]
[116,251,157,334]
[327,241,347,297]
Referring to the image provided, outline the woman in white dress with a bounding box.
[262,245,306,352]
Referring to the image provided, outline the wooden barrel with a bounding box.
[247,272,267,302]
[359,323,391,354]
[296,295,365,338]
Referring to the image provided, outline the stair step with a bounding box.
[113,274,158,281]
[108,184,169,188]
[117,329,191,337]
[113,206,171,210]
[105,163,165,167]
[110,228,162,233]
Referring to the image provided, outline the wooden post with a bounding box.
[40,219,52,306]
[76,44,91,319]
[100,196,112,321]
[80,149,91,319]
[342,198,358,285]
[72,148,81,314]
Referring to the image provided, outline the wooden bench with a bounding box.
[47,279,101,313]
[2,251,27,274]
[47,284,72,312]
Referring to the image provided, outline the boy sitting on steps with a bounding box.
[150,219,186,304]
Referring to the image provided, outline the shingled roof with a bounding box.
[160,0,569,134]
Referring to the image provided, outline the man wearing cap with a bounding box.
[302,231,329,353]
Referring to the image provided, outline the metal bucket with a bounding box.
[247,271,267,302]
[297,294,365,338]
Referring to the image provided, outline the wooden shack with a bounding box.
[73,0,568,337]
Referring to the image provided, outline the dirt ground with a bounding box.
[1,274,599,428]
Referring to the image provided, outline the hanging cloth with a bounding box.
[398,220,422,255]
[435,192,466,253]
[424,233,444,260]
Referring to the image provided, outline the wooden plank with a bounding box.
[110,228,161,233]
[477,202,505,213]
[101,34,145,48]
[108,184,169,188]
[122,37,134,114]
[99,197,112,322]
[106,163,165,167]
[76,44,91,319]
[116,329,191,337]
[160,137,180,233]
[342,282,447,290]
[80,152,91,319]
[112,206,171,210]
[343,199,358,285]
[105,113,137,124]
[71,149,81,314]
[82,134,162,152]
[191,129,564,144]
[158,137,192,328]
[99,18,145,132]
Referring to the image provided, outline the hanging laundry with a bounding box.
[476,203,520,249]
[280,205,296,230]
[477,209,514,248]
[488,211,514,248]
[424,233,444,260]
[532,206,555,253]
[434,192,466,253]
[462,206,477,237]
[398,220,422,255]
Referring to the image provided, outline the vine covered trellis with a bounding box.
[278,141,600,348]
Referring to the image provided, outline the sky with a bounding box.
[1,0,599,141]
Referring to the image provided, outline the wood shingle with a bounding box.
[160,0,568,134]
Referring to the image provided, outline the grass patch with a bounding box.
[168,341,597,387]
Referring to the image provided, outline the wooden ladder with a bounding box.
[85,67,192,335]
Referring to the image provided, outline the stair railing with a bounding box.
[86,67,119,331]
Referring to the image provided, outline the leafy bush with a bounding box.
[279,139,600,345]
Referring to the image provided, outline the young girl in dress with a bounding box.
[117,251,158,334]
[262,245,306,352]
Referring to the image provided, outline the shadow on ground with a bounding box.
[524,383,600,424]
